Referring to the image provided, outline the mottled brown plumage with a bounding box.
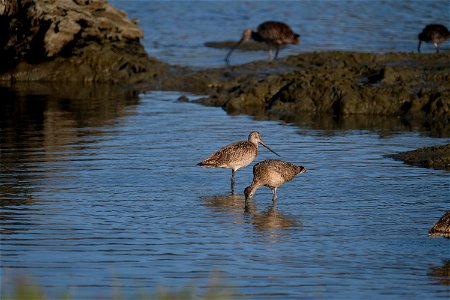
[418,24,450,53]
[198,131,279,194]
[244,159,306,203]
[225,21,300,64]
[428,211,450,238]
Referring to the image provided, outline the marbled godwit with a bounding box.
[428,211,450,238]
[225,21,300,64]
[418,24,450,53]
[244,159,306,203]
[197,131,280,194]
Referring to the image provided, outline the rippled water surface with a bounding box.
[1,84,449,299]
[110,0,449,67]
[1,1,450,299]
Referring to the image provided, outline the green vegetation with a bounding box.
[2,276,233,300]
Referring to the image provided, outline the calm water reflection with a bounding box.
[200,194,301,232]
[428,260,450,286]
[1,84,449,299]
[1,82,140,204]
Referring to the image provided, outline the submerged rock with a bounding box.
[429,211,450,238]
[0,0,167,83]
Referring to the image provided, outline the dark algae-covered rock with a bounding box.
[0,0,167,83]
[198,52,450,122]
[386,144,450,171]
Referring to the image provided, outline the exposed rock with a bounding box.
[196,52,450,123]
[0,0,167,83]
[386,144,450,171]
[428,211,450,238]
[0,1,448,136]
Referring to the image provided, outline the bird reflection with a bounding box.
[199,194,301,231]
[251,205,301,231]
[427,260,450,286]
[200,193,249,213]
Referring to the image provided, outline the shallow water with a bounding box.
[1,1,450,299]
[110,0,449,67]
[1,84,449,299]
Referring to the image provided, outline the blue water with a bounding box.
[1,1,450,299]
[110,0,449,67]
[1,87,449,299]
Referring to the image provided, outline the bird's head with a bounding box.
[244,186,255,200]
[248,131,261,143]
[248,131,280,157]
[292,33,300,44]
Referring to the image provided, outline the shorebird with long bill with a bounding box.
[198,131,280,194]
[225,21,300,64]
[417,24,450,53]
[244,159,306,204]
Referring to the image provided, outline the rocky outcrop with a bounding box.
[386,144,450,171]
[0,0,167,83]
[197,52,450,123]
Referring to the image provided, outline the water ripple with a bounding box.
[1,91,449,299]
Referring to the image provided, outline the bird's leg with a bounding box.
[271,187,277,202]
[274,45,280,59]
[231,169,236,195]
[417,40,422,53]
[434,43,440,53]
[244,199,250,213]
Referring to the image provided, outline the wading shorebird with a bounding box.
[244,159,306,204]
[418,24,450,53]
[225,21,300,64]
[428,211,450,238]
[197,131,280,194]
